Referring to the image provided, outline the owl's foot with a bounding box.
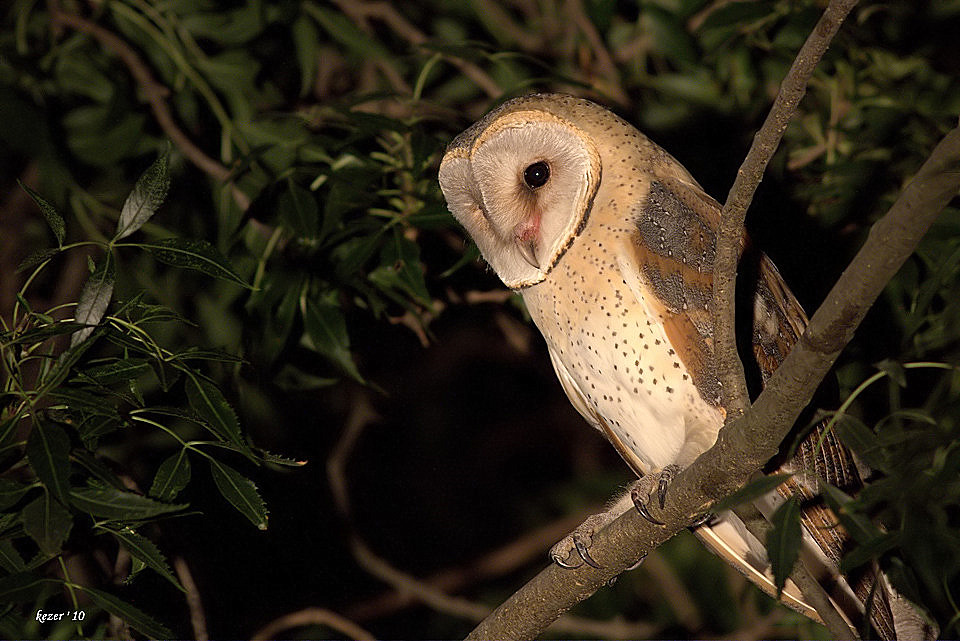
[630,464,682,525]
[549,512,614,569]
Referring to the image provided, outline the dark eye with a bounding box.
[523,161,550,189]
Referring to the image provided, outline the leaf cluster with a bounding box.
[0,157,280,638]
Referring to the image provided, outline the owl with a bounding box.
[439,93,929,639]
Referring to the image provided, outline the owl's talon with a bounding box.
[574,533,601,569]
[690,512,716,528]
[625,552,648,571]
[630,486,665,525]
[551,550,584,569]
[657,464,681,509]
[550,512,616,570]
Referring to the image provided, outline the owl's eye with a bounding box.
[523,161,550,189]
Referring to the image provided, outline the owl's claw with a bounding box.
[657,466,676,508]
[551,550,584,569]
[630,486,665,525]
[689,512,716,528]
[550,512,616,570]
[630,464,682,524]
[574,533,601,569]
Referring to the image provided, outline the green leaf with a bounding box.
[70,485,187,520]
[209,459,268,530]
[440,242,481,278]
[279,180,319,238]
[368,230,432,306]
[81,358,152,385]
[0,539,26,573]
[49,387,119,413]
[184,373,245,446]
[710,473,793,512]
[3,321,87,346]
[42,328,100,393]
[18,180,65,245]
[21,492,73,555]
[169,347,244,364]
[822,484,881,544]
[0,573,58,603]
[0,480,32,510]
[303,298,364,382]
[16,248,60,273]
[834,415,888,473]
[26,419,71,503]
[149,450,192,502]
[71,255,115,347]
[115,149,170,240]
[139,238,250,288]
[80,585,174,639]
[305,5,393,60]
[292,15,319,97]
[875,359,907,387]
[257,449,307,467]
[767,497,802,597]
[105,526,184,591]
[72,450,126,490]
[840,532,902,573]
[76,412,125,450]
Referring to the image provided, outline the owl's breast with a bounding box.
[521,217,724,473]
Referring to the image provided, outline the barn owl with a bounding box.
[438,93,932,639]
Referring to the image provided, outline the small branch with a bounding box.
[465,124,960,640]
[329,0,502,99]
[345,509,595,621]
[250,607,375,641]
[174,557,209,641]
[565,0,628,105]
[712,0,860,418]
[329,394,660,638]
[49,9,251,211]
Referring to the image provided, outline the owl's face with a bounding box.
[438,94,603,289]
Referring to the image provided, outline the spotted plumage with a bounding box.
[440,93,926,639]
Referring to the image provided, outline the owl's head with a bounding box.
[439,93,604,289]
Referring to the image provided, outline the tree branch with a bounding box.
[465,124,960,640]
[712,0,860,418]
[49,9,251,211]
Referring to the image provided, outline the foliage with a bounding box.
[0,155,279,637]
[0,0,958,638]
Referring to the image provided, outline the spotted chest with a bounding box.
[520,194,724,475]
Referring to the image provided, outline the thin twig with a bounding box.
[345,509,596,620]
[251,607,375,641]
[329,392,661,638]
[49,9,250,211]
[712,0,860,420]
[329,0,502,98]
[565,0,628,105]
[174,557,209,641]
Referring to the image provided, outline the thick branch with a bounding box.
[712,0,860,417]
[466,125,960,640]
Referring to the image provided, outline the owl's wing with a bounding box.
[621,174,902,638]
[752,252,899,639]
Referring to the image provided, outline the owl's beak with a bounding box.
[516,238,539,269]
[513,217,541,269]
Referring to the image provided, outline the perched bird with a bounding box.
[439,93,928,638]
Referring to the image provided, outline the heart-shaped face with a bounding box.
[439,97,601,289]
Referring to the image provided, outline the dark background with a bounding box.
[2,1,959,638]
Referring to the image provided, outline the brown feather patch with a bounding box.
[631,180,723,404]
